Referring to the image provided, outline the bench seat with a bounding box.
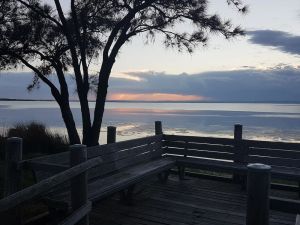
[45,157,175,211]
[271,166,300,180]
[174,156,300,180]
[174,156,247,174]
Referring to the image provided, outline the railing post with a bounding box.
[155,121,163,135]
[107,126,116,144]
[4,137,22,225]
[70,144,88,225]
[246,163,271,225]
[233,124,245,182]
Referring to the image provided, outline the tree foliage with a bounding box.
[0,0,247,146]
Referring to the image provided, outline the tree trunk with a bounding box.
[91,84,108,146]
[91,59,114,146]
[58,100,81,145]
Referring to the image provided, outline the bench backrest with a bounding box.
[245,139,300,168]
[164,134,236,161]
[26,135,163,182]
[164,134,300,169]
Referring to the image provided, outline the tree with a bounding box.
[0,0,247,146]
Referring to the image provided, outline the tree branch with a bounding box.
[15,55,61,101]
[16,0,63,28]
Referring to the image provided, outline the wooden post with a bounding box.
[155,121,163,135]
[107,126,116,144]
[70,144,88,225]
[3,137,23,225]
[246,163,271,225]
[233,124,244,183]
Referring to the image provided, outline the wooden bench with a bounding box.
[164,134,248,178]
[24,135,175,212]
[245,139,300,187]
[164,134,300,195]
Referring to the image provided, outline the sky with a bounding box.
[1,0,300,102]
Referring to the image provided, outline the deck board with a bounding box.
[90,175,297,225]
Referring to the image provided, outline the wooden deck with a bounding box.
[90,175,297,225]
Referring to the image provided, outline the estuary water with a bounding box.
[0,101,300,144]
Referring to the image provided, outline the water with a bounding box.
[0,101,300,144]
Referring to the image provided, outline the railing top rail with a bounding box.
[0,156,102,212]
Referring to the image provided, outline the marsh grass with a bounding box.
[0,121,69,160]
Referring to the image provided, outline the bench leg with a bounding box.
[120,184,135,205]
[158,170,170,183]
[178,166,185,180]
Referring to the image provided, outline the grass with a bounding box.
[0,122,69,221]
[0,121,69,160]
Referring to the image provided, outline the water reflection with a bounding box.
[0,101,300,143]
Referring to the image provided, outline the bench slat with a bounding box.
[87,135,163,158]
[47,158,175,209]
[166,141,235,153]
[174,156,247,174]
[164,135,234,146]
[247,155,300,168]
[245,139,300,151]
[88,146,163,180]
[166,148,235,161]
[249,147,300,159]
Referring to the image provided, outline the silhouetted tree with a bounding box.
[0,0,247,146]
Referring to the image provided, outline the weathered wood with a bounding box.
[26,135,162,183]
[58,201,92,225]
[3,137,22,225]
[234,124,244,163]
[88,142,162,179]
[107,126,116,144]
[4,137,23,197]
[155,121,163,135]
[233,124,246,183]
[87,135,162,158]
[244,139,300,151]
[246,163,271,225]
[247,155,300,168]
[166,148,235,160]
[249,147,300,159]
[70,144,89,225]
[174,156,247,174]
[165,141,235,153]
[88,158,175,202]
[48,158,176,207]
[25,151,69,166]
[164,134,235,146]
[25,161,69,173]
[89,176,296,225]
[270,197,300,214]
[0,156,102,212]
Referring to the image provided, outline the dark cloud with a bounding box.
[248,30,300,55]
[1,67,300,102]
[108,66,300,102]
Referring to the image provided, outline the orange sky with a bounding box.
[108,92,207,101]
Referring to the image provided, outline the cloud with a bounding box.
[247,30,300,55]
[108,66,300,102]
[108,93,207,101]
[1,66,300,102]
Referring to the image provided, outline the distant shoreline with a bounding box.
[1,98,300,104]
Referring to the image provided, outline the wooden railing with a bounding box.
[1,122,300,225]
[0,142,102,225]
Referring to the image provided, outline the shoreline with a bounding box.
[1,98,300,104]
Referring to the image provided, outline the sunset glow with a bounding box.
[108,93,207,101]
